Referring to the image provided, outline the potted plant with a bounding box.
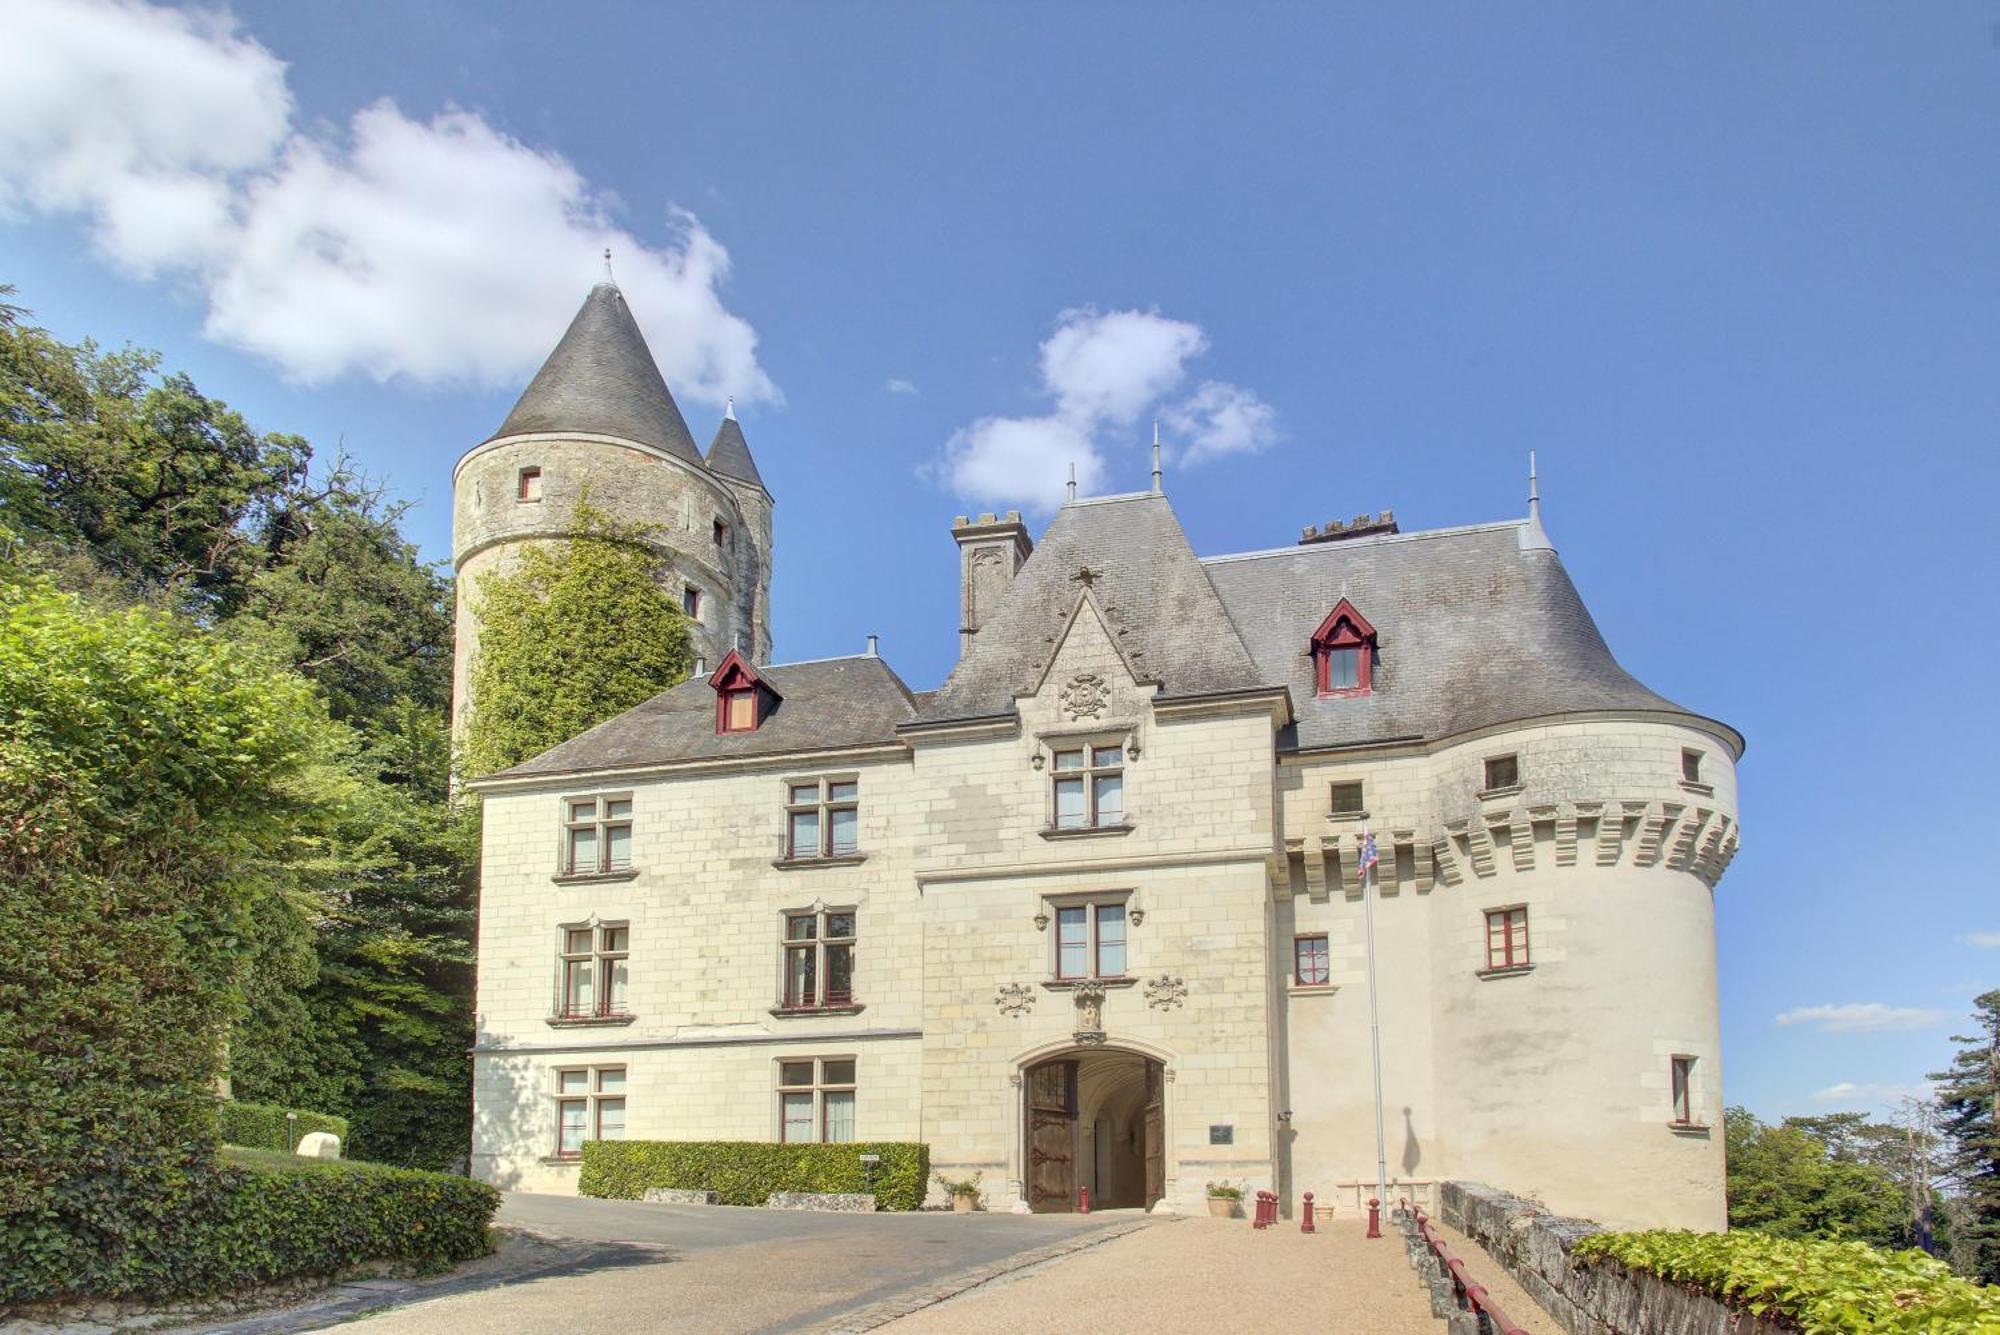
[1205,1180,1243,1218]
[935,1171,983,1213]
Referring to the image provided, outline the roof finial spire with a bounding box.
[1520,449,1555,553]
[602,247,616,285]
[725,395,735,421]
[1066,461,1078,504]
[1151,419,1163,494]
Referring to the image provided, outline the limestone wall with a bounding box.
[1277,717,1739,1230]
[469,749,923,1192]
[1436,1181,1789,1335]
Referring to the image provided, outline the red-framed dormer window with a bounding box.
[1310,599,1377,697]
[709,649,780,734]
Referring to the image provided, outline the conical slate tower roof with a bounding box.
[704,411,767,491]
[489,283,703,464]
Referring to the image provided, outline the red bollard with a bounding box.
[1251,1190,1265,1228]
[1301,1191,1316,1234]
[1366,1195,1382,1239]
[1078,1185,1090,1214]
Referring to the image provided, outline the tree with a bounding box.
[0,568,345,1280]
[1931,990,2000,1282]
[0,291,308,613]
[1725,1105,1905,1245]
[463,499,694,777]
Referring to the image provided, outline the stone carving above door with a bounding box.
[1072,979,1107,1042]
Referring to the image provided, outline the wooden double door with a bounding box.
[1024,1055,1165,1212]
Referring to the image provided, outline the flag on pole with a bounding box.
[1358,831,1380,881]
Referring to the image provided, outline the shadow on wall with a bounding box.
[471,1027,540,1192]
[1402,1105,1422,1176]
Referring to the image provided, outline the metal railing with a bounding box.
[1401,1198,1530,1335]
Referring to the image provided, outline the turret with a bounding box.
[450,279,775,750]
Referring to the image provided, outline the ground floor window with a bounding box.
[555,1066,625,1157]
[777,1057,855,1142]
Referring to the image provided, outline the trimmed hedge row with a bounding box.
[580,1140,930,1211]
[217,1099,350,1153]
[1572,1229,2000,1334]
[0,1152,498,1309]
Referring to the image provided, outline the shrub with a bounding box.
[0,1152,498,1309]
[580,1140,930,1211]
[1572,1228,2000,1334]
[217,1100,350,1153]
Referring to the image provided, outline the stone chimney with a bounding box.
[951,511,1033,657]
[1299,510,1398,545]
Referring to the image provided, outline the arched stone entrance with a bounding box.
[1022,1048,1165,1212]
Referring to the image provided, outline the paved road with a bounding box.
[324,1193,1133,1335]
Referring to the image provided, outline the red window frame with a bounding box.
[1309,599,1377,697]
[709,649,779,734]
[1294,934,1330,986]
[1484,906,1529,969]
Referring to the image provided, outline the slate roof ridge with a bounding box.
[487,282,705,465]
[1200,517,1527,567]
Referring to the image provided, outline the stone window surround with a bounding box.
[1478,751,1522,800]
[775,904,860,1016]
[550,918,633,1027]
[1482,902,1530,973]
[780,774,861,863]
[1329,780,1367,820]
[1669,1053,1707,1132]
[1043,734,1129,834]
[1039,889,1134,982]
[558,791,634,878]
[1293,932,1331,988]
[549,1063,625,1161]
[775,1054,857,1144]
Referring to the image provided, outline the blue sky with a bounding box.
[4,1,1996,1122]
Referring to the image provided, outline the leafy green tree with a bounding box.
[0,291,308,612]
[0,568,345,1281]
[1931,990,2000,1282]
[1725,1105,1905,1244]
[463,499,694,777]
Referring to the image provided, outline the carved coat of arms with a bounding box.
[993,983,1035,1016]
[1144,975,1188,1010]
[1059,673,1109,721]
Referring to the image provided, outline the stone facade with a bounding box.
[461,287,1741,1228]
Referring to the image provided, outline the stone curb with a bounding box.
[808,1217,1168,1333]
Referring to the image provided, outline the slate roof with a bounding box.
[915,492,1266,725]
[705,414,767,491]
[488,283,704,465]
[485,655,919,780]
[1201,520,1731,752]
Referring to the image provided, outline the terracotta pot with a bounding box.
[953,1193,977,1213]
[1208,1196,1237,1218]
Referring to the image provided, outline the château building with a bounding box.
[459,280,1743,1229]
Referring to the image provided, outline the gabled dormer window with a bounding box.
[1309,599,1377,697]
[709,649,780,734]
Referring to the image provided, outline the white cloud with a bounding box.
[1809,1081,1934,1109]
[1164,380,1281,464]
[1775,1003,1946,1034]
[0,0,773,404]
[939,307,1275,510]
[1962,932,2000,949]
[1040,308,1205,424]
[885,378,919,396]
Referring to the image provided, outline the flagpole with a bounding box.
[1361,828,1389,1213]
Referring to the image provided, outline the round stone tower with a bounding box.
[451,279,774,749]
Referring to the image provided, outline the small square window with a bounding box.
[1294,934,1330,986]
[1483,754,1520,791]
[517,466,543,502]
[1330,782,1365,816]
[1681,749,1703,784]
[683,586,702,618]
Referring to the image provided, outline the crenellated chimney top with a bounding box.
[1299,510,1398,545]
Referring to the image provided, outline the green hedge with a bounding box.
[1572,1229,2000,1333]
[580,1140,930,1211]
[217,1100,350,1153]
[0,1152,497,1309]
